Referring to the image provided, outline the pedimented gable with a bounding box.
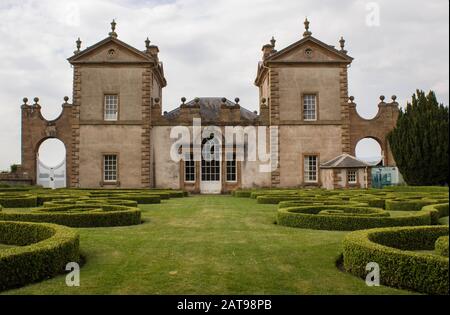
[267,37,353,64]
[68,38,153,64]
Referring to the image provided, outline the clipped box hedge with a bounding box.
[0,204,141,228]
[350,196,386,209]
[277,205,436,231]
[0,193,37,208]
[385,198,439,211]
[435,236,449,257]
[0,220,80,291]
[343,225,449,295]
[233,190,253,198]
[422,203,449,225]
[256,195,305,204]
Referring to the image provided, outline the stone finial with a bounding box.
[261,97,267,105]
[270,36,276,48]
[109,19,118,38]
[379,95,386,102]
[145,37,151,51]
[194,97,200,104]
[33,97,39,105]
[154,97,160,105]
[391,95,397,102]
[235,97,240,104]
[303,17,312,37]
[74,37,82,54]
[254,110,258,114]
[221,97,227,104]
[163,111,168,115]
[23,97,28,105]
[181,97,186,105]
[339,36,347,54]
[63,96,69,104]
[349,96,355,102]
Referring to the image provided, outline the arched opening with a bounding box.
[355,138,383,166]
[37,138,67,188]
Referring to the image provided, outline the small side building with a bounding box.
[320,154,371,189]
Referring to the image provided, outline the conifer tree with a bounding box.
[388,90,448,185]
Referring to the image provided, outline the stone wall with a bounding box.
[348,96,400,166]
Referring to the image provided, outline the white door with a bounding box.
[37,158,66,189]
[200,159,222,194]
[200,136,222,194]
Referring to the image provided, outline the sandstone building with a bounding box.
[18,19,400,193]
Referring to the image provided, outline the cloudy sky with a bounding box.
[0,0,448,170]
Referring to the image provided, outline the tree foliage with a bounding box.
[388,90,448,186]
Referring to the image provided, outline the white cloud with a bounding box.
[0,0,448,170]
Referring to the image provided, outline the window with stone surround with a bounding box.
[104,95,119,121]
[347,169,357,184]
[103,155,118,182]
[304,155,318,183]
[226,152,237,182]
[184,152,195,182]
[303,94,317,121]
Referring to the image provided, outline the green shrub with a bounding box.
[385,198,438,211]
[0,204,141,228]
[343,225,449,295]
[256,195,303,204]
[277,205,436,231]
[435,236,449,257]
[422,204,449,224]
[350,196,385,209]
[0,194,37,208]
[0,220,80,291]
[111,194,161,204]
[233,190,253,198]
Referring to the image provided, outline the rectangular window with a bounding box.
[303,94,317,121]
[104,95,119,121]
[184,152,196,182]
[103,155,118,182]
[304,155,318,183]
[347,169,357,184]
[226,152,237,182]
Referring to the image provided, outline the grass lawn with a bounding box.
[2,195,413,295]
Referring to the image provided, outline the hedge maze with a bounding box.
[0,220,80,291]
[233,186,449,294]
[1,185,448,294]
[0,187,187,290]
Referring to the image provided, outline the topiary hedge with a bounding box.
[233,190,253,198]
[422,203,449,225]
[0,193,37,208]
[256,195,305,204]
[385,198,439,211]
[0,204,141,228]
[435,236,449,257]
[343,225,449,295]
[277,205,437,231]
[350,196,386,209]
[0,220,80,291]
[44,198,139,207]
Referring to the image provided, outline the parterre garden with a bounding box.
[0,187,186,291]
[233,186,449,295]
[0,185,448,295]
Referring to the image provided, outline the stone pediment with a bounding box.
[266,36,353,64]
[68,37,153,64]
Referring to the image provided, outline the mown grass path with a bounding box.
[3,195,411,295]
